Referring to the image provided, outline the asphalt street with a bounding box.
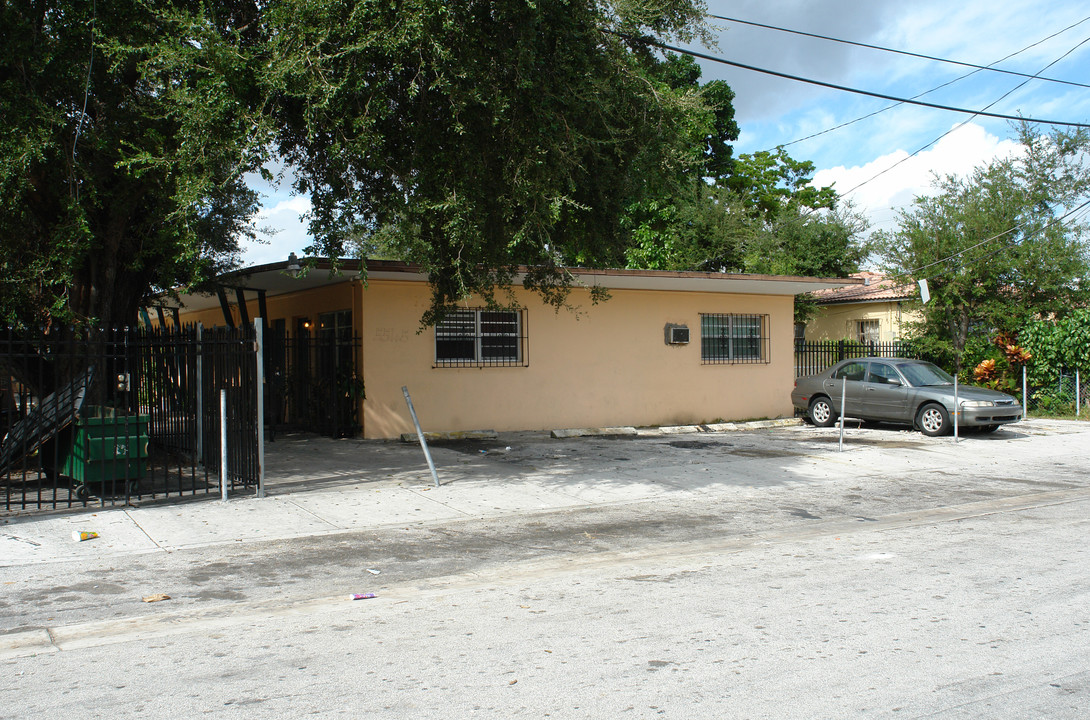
[1,419,1089,718]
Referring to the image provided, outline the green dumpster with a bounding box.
[61,406,149,500]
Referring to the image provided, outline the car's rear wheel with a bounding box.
[808,396,837,427]
[916,403,951,436]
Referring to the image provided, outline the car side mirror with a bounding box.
[888,379,902,387]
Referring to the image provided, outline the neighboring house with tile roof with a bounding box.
[803,271,919,343]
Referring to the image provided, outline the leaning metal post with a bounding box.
[403,386,440,487]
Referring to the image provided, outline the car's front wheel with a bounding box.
[916,403,951,436]
[808,396,838,428]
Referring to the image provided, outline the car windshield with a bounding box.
[896,361,955,387]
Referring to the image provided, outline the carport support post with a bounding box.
[403,386,440,487]
[838,377,846,452]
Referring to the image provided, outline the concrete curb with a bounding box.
[552,418,802,439]
[402,419,804,442]
[399,429,499,442]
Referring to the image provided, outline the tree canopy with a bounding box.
[2,0,724,328]
[0,0,270,328]
[621,140,869,322]
[873,124,1090,370]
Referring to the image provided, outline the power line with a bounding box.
[904,197,1090,280]
[838,33,1090,199]
[604,30,1090,129]
[709,14,1090,90]
[776,17,1090,151]
[72,0,97,202]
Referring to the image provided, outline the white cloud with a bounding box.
[812,122,1022,228]
[242,195,312,266]
[257,196,312,218]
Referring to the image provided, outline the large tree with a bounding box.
[873,124,1090,369]
[622,140,869,322]
[2,0,717,327]
[267,0,715,323]
[0,1,271,328]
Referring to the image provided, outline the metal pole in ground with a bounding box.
[1023,365,1029,419]
[838,377,847,452]
[1077,369,1081,418]
[255,319,265,499]
[220,389,228,502]
[403,386,440,487]
[953,376,960,442]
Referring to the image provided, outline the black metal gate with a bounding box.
[1,325,262,512]
[264,327,363,439]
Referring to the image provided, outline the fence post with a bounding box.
[220,388,228,502]
[1078,369,1082,418]
[196,323,204,463]
[255,319,265,498]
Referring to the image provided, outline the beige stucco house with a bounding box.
[166,259,858,439]
[804,271,918,343]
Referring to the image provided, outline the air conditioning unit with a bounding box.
[665,324,690,345]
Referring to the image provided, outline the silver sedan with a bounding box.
[791,357,1022,436]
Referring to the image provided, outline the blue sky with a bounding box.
[702,0,1090,237]
[240,0,1090,266]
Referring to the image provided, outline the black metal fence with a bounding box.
[1,325,261,512]
[794,339,924,378]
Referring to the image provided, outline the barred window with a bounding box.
[700,313,769,364]
[856,319,880,344]
[435,309,527,367]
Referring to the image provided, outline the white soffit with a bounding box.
[163,261,861,314]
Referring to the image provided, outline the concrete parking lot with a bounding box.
[2,418,1089,718]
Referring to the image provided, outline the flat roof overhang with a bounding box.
[162,259,864,314]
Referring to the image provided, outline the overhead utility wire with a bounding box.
[776,17,1090,150]
[838,33,1090,198]
[709,14,1090,90]
[905,197,1090,280]
[603,31,1090,129]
